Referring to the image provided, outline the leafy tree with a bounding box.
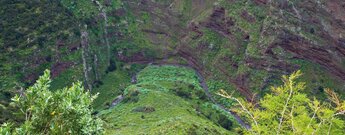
[218,70,345,135]
[0,70,104,135]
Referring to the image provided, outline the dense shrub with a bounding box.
[0,70,104,135]
[175,87,192,99]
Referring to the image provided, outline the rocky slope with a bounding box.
[117,0,345,101]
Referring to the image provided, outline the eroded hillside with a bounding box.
[115,0,345,102]
[1,0,345,131]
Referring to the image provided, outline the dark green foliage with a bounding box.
[218,114,233,130]
[195,90,208,101]
[175,88,192,99]
[93,80,104,88]
[91,66,131,110]
[106,58,117,73]
[198,103,236,131]
[123,88,140,103]
[0,0,81,103]
[0,101,23,125]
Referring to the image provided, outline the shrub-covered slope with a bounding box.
[99,66,238,134]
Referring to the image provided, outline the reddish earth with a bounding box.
[104,0,345,102]
[189,22,203,39]
[117,51,154,64]
[201,7,235,40]
[274,32,345,81]
[51,62,74,78]
[49,0,345,101]
[125,0,345,100]
[245,57,299,74]
[241,10,256,23]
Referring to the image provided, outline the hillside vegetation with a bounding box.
[100,65,238,134]
[1,0,345,134]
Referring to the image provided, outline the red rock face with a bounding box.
[202,7,236,40]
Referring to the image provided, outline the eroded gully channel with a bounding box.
[110,64,250,129]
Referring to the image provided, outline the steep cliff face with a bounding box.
[114,0,345,101]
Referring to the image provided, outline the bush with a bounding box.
[174,87,192,99]
[218,114,233,130]
[0,70,104,135]
[195,89,208,101]
[219,70,345,135]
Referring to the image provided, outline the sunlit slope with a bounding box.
[99,66,238,134]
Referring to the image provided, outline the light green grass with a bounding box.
[101,91,235,135]
[99,65,238,134]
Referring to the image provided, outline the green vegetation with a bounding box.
[101,90,235,134]
[92,67,131,110]
[291,59,345,99]
[136,66,202,91]
[1,0,345,134]
[100,65,238,134]
[60,0,98,19]
[219,71,345,135]
[0,0,88,124]
[0,0,79,94]
[220,0,270,58]
[0,70,103,134]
